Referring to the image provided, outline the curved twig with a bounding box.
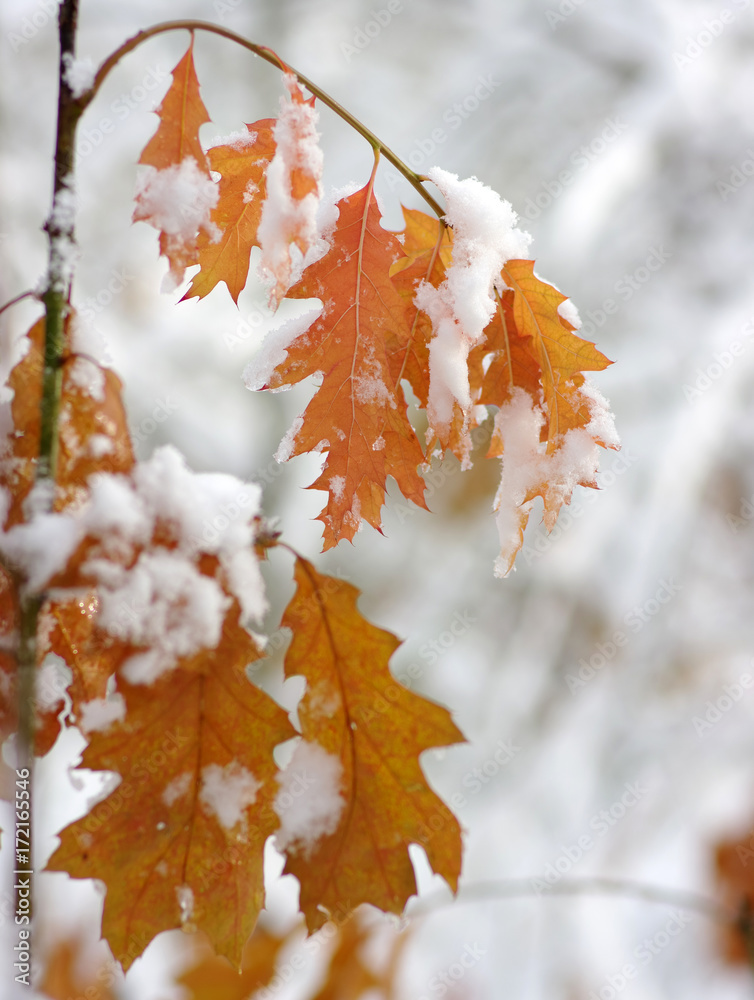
[79,20,445,219]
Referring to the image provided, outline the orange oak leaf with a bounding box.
[1,317,134,527]
[38,936,118,1000]
[138,34,209,171]
[0,315,134,756]
[499,260,612,449]
[388,208,448,412]
[715,830,754,964]
[258,164,428,549]
[133,36,216,290]
[309,913,386,1000]
[0,567,20,784]
[275,557,464,931]
[479,287,542,413]
[389,208,486,465]
[46,600,295,970]
[183,122,277,304]
[178,922,292,1000]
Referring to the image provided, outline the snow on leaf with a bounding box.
[414,169,531,462]
[183,122,277,304]
[258,72,324,309]
[0,315,134,755]
[133,36,214,289]
[273,739,345,858]
[258,163,428,549]
[499,259,612,448]
[277,556,464,931]
[489,386,614,577]
[46,602,295,970]
[389,208,487,465]
[388,207,447,414]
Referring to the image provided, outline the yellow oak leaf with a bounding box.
[275,557,464,931]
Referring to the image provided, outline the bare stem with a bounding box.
[412,876,734,925]
[79,19,445,219]
[0,291,36,319]
[14,0,82,941]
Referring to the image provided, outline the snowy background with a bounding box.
[2,0,754,996]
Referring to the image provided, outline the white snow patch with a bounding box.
[208,128,258,150]
[50,180,77,232]
[162,771,192,807]
[0,511,81,591]
[78,693,126,735]
[274,414,305,464]
[22,479,55,520]
[579,377,621,450]
[48,235,79,293]
[62,53,96,97]
[557,297,582,330]
[273,739,345,858]
[69,312,113,366]
[81,445,267,650]
[67,356,105,401]
[88,433,114,458]
[491,387,616,577]
[96,549,229,684]
[199,761,261,829]
[329,475,345,503]
[134,157,220,279]
[258,73,324,307]
[243,305,322,391]
[418,167,531,460]
[36,654,71,716]
[175,884,194,924]
[306,680,342,720]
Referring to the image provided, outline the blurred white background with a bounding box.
[2,0,754,996]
